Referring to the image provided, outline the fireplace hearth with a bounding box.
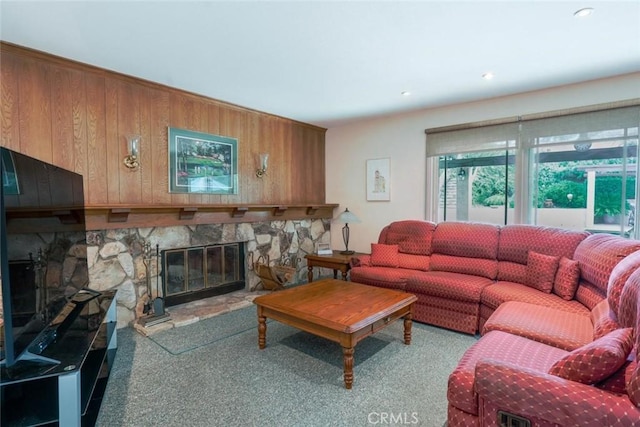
[162,243,245,307]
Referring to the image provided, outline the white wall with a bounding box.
[325,72,640,253]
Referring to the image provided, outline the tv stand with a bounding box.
[1,290,117,427]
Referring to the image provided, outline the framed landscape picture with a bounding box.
[168,127,238,194]
[366,158,390,201]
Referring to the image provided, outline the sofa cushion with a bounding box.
[431,221,500,260]
[448,330,567,416]
[482,281,590,316]
[628,362,640,407]
[596,358,636,395]
[497,224,588,265]
[548,328,633,384]
[349,266,413,291]
[407,271,494,303]
[370,243,399,267]
[573,234,640,297]
[590,299,620,340]
[430,253,498,280]
[482,301,593,351]
[380,220,436,255]
[607,249,640,316]
[619,267,640,328]
[553,256,580,300]
[397,253,430,271]
[496,261,527,284]
[526,251,559,293]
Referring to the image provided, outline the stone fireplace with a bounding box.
[162,243,245,306]
[86,219,331,327]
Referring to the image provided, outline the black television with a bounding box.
[0,147,88,367]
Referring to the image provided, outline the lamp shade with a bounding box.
[336,208,361,224]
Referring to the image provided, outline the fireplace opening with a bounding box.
[161,243,245,307]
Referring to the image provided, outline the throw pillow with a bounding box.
[370,244,399,268]
[553,256,580,300]
[548,327,634,384]
[526,251,560,293]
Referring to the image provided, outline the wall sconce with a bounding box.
[458,168,466,181]
[256,153,269,178]
[124,135,141,170]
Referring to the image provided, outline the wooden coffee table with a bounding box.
[253,279,417,389]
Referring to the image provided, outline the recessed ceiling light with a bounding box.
[401,91,411,96]
[574,7,594,18]
[482,72,494,80]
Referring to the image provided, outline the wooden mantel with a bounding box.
[84,203,339,230]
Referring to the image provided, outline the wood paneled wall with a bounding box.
[0,42,327,207]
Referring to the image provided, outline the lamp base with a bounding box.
[340,250,355,255]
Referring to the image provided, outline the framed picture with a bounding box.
[316,243,332,255]
[366,158,390,201]
[1,149,20,195]
[168,127,238,194]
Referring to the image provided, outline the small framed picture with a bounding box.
[366,158,390,201]
[316,243,332,255]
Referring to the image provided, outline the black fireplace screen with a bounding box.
[162,243,245,306]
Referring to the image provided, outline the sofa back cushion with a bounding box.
[430,253,498,279]
[590,299,620,340]
[573,234,640,309]
[379,220,436,256]
[497,225,588,283]
[607,249,640,316]
[497,225,588,264]
[432,221,500,259]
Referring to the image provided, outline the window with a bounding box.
[426,103,640,239]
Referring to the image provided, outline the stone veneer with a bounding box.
[86,219,331,328]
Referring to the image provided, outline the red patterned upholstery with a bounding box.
[497,224,588,265]
[553,256,581,300]
[370,243,399,267]
[349,266,412,291]
[448,331,567,416]
[379,220,436,255]
[607,249,640,315]
[397,253,429,271]
[475,360,640,426]
[481,281,590,314]
[430,254,498,279]
[413,298,479,334]
[447,404,478,427]
[548,327,634,384]
[591,299,620,339]
[525,251,559,293]
[432,221,500,259]
[619,267,640,328]
[573,234,640,297]
[482,301,593,351]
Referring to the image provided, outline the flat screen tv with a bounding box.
[0,147,87,367]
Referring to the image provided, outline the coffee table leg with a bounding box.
[403,313,413,345]
[342,346,354,389]
[258,315,267,349]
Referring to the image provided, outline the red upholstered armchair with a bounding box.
[456,267,640,427]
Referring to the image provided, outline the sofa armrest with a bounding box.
[475,359,640,426]
[351,254,371,268]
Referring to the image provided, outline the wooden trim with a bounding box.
[84,204,338,230]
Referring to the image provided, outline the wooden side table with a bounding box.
[304,251,364,282]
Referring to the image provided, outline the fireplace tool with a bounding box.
[139,242,170,327]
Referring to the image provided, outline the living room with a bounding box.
[1,1,640,426]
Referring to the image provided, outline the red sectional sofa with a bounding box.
[350,220,640,425]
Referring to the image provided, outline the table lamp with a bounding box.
[335,208,361,254]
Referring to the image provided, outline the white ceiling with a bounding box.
[1,1,639,128]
